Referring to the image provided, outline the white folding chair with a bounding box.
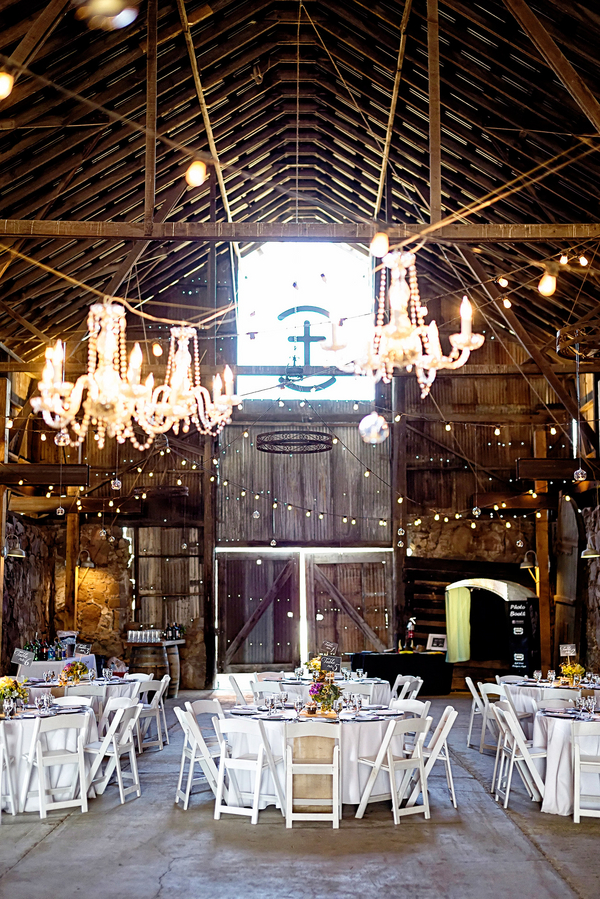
[284,722,342,828]
[66,683,107,701]
[137,675,170,752]
[390,675,422,702]
[533,698,574,711]
[406,706,459,809]
[229,675,250,706]
[98,696,139,737]
[23,713,89,819]
[341,682,375,702]
[543,687,581,701]
[126,672,154,681]
[174,707,222,809]
[251,682,282,703]
[85,704,142,804]
[355,716,432,823]
[572,720,600,823]
[213,717,285,824]
[0,721,17,820]
[492,702,546,809]
[478,682,504,753]
[495,675,523,685]
[389,699,431,718]
[185,698,225,722]
[465,677,485,749]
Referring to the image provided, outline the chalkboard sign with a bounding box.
[560,643,577,657]
[11,648,34,666]
[75,642,92,655]
[320,654,342,673]
[321,640,339,654]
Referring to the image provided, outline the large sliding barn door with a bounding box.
[218,554,299,671]
[308,553,392,655]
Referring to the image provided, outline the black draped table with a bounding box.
[350,651,453,695]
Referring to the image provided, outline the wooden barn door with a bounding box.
[307,553,392,655]
[217,553,299,671]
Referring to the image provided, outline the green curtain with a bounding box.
[445,586,471,663]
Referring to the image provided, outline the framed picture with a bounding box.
[426,633,447,651]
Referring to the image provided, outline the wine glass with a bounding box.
[533,670,542,684]
[89,669,96,682]
[547,669,555,685]
[2,697,14,718]
[102,667,112,681]
[357,668,364,680]
[294,698,304,716]
[42,692,53,711]
[35,694,45,713]
[43,670,53,684]
[280,691,288,708]
[265,695,275,716]
[574,674,582,688]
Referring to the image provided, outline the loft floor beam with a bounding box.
[4,221,600,242]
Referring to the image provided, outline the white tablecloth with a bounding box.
[507,684,600,741]
[1,709,98,813]
[531,712,600,816]
[27,680,138,718]
[226,714,405,807]
[17,655,97,679]
[277,680,392,707]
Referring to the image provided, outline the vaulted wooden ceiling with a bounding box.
[1,0,600,365]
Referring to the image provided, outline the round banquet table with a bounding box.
[274,678,392,708]
[225,711,406,808]
[505,682,600,740]
[0,708,98,813]
[532,711,600,816]
[27,678,138,718]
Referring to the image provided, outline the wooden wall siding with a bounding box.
[313,560,393,654]
[136,527,202,627]
[217,421,391,546]
[217,555,299,669]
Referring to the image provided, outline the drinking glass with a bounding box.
[586,671,594,684]
[294,698,304,716]
[547,670,555,685]
[587,695,596,714]
[573,674,582,688]
[533,670,542,683]
[43,670,53,684]
[2,697,14,718]
[265,695,275,716]
[42,692,53,711]
[333,699,342,714]
[280,691,288,707]
[35,695,45,713]
[102,668,112,681]
[295,668,303,680]
[357,669,364,680]
[89,669,96,682]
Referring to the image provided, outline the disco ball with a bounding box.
[472,506,481,518]
[252,510,260,519]
[111,478,122,491]
[358,412,389,444]
[574,468,587,482]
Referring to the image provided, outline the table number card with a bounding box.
[559,643,577,657]
[321,640,339,654]
[75,642,92,655]
[11,648,35,666]
[320,654,342,673]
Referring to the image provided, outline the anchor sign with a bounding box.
[277,305,337,393]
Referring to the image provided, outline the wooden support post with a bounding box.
[144,0,158,233]
[0,379,9,668]
[533,427,552,671]
[203,436,216,686]
[64,512,79,632]
[392,377,407,648]
[207,174,218,367]
[427,0,442,224]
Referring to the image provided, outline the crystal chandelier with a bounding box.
[32,300,240,450]
[322,250,484,398]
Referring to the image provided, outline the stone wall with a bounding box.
[1,515,58,672]
[76,524,132,661]
[407,517,535,563]
[583,506,600,669]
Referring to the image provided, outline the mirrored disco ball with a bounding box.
[358,412,389,444]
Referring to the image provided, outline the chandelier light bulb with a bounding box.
[0,71,14,100]
[370,232,389,258]
[185,160,207,187]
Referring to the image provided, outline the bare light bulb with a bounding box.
[152,342,163,357]
[0,72,14,100]
[185,160,207,187]
[370,232,389,258]
[579,255,589,266]
[503,298,512,309]
[497,276,508,288]
[538,269,557,297]
[559,254,568,265]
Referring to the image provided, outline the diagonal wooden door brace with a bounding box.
[224,559,297,666]
[314,567,387,653]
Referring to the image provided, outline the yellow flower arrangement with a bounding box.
[560,661,585,680]
[58,660,89,685]
[0,675,29,703]
[308,655,322,673]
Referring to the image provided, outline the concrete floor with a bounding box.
[0,694,598,899]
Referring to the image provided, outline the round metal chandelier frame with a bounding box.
[256,430,334,454]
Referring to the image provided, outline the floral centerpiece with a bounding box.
[309,679,343,712]
[0,675,28,707]
[308,655,322,677]
[560,661,585,686]
[58,660,89,685]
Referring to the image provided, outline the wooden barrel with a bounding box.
[166,644,180,698]
[129,644,169,681]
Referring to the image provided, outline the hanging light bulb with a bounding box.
[56,505,65,516]
[559,254,569,265]
[185,160,207,186]
[579,255,589,266]
[370,232,390,257]
[550,426,557,435]
[0,71,14,100]
[503,298,512,309]
[497,276,509,288]
[152,342,163,357]
[494,427,501,436]
[445,423,451,431]
[538,263,558,297]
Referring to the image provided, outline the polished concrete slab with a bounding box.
[0,694,597,899]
